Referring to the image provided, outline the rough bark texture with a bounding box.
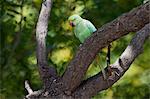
[73,23,150,98]
[35,0,57,90]
[62,2,149,94]
[36,0,51,66]
[25,2,150,99]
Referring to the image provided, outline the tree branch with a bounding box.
[36,0,57,88]
[62,2,150,94]
[73,23,150,98]
[36,0,52,66]
[25,80,33,94]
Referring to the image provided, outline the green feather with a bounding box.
[68,15,107,80]
[68,14,97,43]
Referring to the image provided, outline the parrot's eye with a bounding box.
[69,21,75,27]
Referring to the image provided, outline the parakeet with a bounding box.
[68,14,97,43]
[68,14,107,80]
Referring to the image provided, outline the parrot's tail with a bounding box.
[98,63,107,80]
[97,54,107,80]
[96,44,111,80]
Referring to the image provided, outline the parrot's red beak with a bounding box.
[69,21,75,27]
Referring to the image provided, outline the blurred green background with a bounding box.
[0,0,150,98]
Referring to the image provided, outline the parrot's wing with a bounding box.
[85,20,97,33]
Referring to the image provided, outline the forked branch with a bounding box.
[73,23,150,98]
[62,2,150,94]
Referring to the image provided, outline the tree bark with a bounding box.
[35,0,57,90]
[73,23,150,98]
[62,2,149,94]
[25,2,150,99]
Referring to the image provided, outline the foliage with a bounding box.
[0,0,149,98]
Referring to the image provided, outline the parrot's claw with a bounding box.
[108,72,115,81]
[108,71,120,81]
[106,65,120,81]
[79,44,82,47]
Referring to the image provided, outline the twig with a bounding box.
[25,80,33,94]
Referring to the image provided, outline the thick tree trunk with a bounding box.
[25,1,150,99]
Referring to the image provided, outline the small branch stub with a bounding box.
[25,80,33,94]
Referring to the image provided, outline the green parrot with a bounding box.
[68,14,107,80]
[68,14,96,43]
